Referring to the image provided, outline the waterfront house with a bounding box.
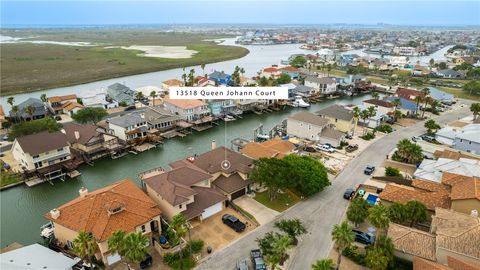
[206,99,236,116]
[61,102,84,116]
[11,131,73,180]
[47,95,78,115]
[388,208,480,265]
[292,84,316,97]
[81,92,118,109]
[280,66,300,79]
[208,71,231,85]
[106,83,135,106]
[141,106,180,132]
[395,88,424,101]
[45,180,162,266]
[362,99,395,115]
[435,69,462,79]
[304,76,337,95]
[9,98,47,122]
[241,138,295,159]
[0,243,77,270]
[107,112,148,144]
[315,104,357,134]
[412,65,431,76]
[260,67,281,79]
[385,96,417,115]
[163,97,210,122]
[428,87,455,104]
[162,79,184,91]
[141,161,227,222]
[287,111,344,146]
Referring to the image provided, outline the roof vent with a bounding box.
[471,209,479,218]
[74,131,80,140]
[79,187,88,198]
[107,201,126,215]
[50,208,60,219]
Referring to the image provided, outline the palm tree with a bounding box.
[73,231,97,267]
[11,105,19,123]
[414,96,422,115]
[181,67,187,85]
[421,88,430,118]
[387,202,407,224]
[7,97,15,107]
[405,200,428,227]
[368,204,390,238]
[25,105,35,121]
[371,92,380,100]
[366,106,377,129]
[124,232,149,267]
[274,218,307,245]
[360,109,370,136]
[470,103,480,120]
[312,259,334,270]
[149,91,158,106]
[40,94,47,103]
[352,107,360,136]
[108,230,128,269]
[265,253,281,270]
[331,221,354,270]
[135,91,144,102]
[365,246,391,270]
[272,234,293,266]
[201,63,206,77]
[170,213,191,258]
[347,198,370,227]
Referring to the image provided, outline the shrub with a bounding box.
[163,253,177,265]
[337,141,349,150]
[376,124,393,133]
[361,131,376,140]
[342,245,365,265]
[186,240,204,254]
[385,167,401,177]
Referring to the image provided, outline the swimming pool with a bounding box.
[366,194,379,205]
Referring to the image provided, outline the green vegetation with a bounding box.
[386,201,428,227]
[471,103,480,120]
[73,231,98,267]
[254,189,300,212]
[332,221,355,270]
[392,139,424,164]
[346,65,368,75]
[290,55,307,68]
[368,204,390,236]
[106,230,150,268]
[364,235,394,270]
[311,259,334,270]
[257,230,294,269]
[375,124,393,133]
[163,240,204,270]
[8,117,62,140]
[0,169,22,188]
[424,119,440,135]
[1,30,248,95]
[385,167,401,177]
[347,198,370,227]
[72,107,108,124]
[274,218,307,246]
[361,131,376,140]
[276,73,292,84]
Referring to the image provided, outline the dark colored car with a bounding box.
[303,146,316,153]
[364,165,375,175]
[343,188,355,200]
[421,135,435,143]
[251,249,267,270]
[345,144,358,153]
[222,214,246,232]
[140,253,153,269]
[352,229,375,245]
[345,134,353,139]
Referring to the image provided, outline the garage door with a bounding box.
[106,253,121,265]
[231,188,246,201]
[202,202,223,219]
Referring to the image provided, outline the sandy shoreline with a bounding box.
[108,45,198,59]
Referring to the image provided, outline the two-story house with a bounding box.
[47,95,78,115]
[9,98,48,122]
[163,98,210,122]
[141,107,181,132]
[44,180,162,266]
[107,113,148,144]
[107,83,135,106]
[11,131,72,180]
[206,99,236,116]
[287,111,345,146]
[208,71,231,85]
[162,79,184,92]
[304,76,337,95]
[316,104,357,134]
[81,92,119,109]
[363,99,395,115]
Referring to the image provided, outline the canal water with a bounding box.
[0,94,374,247]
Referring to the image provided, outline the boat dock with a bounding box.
[133,143,157,153]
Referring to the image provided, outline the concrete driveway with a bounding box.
[234,196,280,225]
[196,102,472,270]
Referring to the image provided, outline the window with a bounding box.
[141,224,146,233]
[32,155,40,159]
[34,161,43,169]
[179,204,182,209]
[57,148,63,152]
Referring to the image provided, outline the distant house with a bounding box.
[428,87,455,104]
[107,112,148,144]
[292,84,316,97]
[316,104,357,134]
[106,83,135,106]
[287,111,345,146]
[81,92,118,109]
[452,124,480,155]
[206,99,236,116]
[279,66,299,79]
[208,71,231,85]
[9,98,47,121]
[414,157,480,183]
[385,96,417,115]
[304,76,337,95]
[436,69,462,79]
[363,99,395,115]
[46,95,78,115]
[353,104,388,128]
[11,131,72,180]
[162,79,184,91]
[0,243,77,270]
[241,138,295,159]
[395,87,424,101]
[163,97,210,122]
[260,67,281,79]
[412,65,431,76]
[45,180,162,266]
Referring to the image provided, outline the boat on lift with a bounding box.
[292,96,310,108]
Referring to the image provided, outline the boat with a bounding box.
[292,96,310,108]
[40,221,54,239]
[223,115,236,122]
[257,134,270,140]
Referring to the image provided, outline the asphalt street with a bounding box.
[196,104,472,270]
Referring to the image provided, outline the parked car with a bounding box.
[364,165,375,175]
[421,135,435,143]
[343,188,355,200]
[222,214,246,232]
[315,144,335,153]
[345,134,353,139]
[411,136,422,142]
[236,259,249,270]
[140,253,153,269]
[352,229,375,245]
[303,146,317,153]
[345,144,358,153]
[250,249,267,270]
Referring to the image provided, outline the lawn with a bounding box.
[0,30,249,95]
[437,86,480,102]
[254,189,301,212]
[0,170,22,188]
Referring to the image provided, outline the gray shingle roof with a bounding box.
[16,131,69,156]
[305,76,336,84]
[316,104,354,121]
[289,111,330,127]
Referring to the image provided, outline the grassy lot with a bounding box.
[1,30,249,95]
[437,86,480,101]
[0,170,22,188]
[254,189,301,212]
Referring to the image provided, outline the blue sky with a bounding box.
[1,1,479,26]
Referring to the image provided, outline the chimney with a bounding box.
[79,187,88,198]
[74,131,80,140]
[140,113,145,119]
[50,208,60,219]
[471,209,479,218]
[211,140,216,150]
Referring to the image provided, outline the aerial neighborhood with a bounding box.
[1,22,480,270]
